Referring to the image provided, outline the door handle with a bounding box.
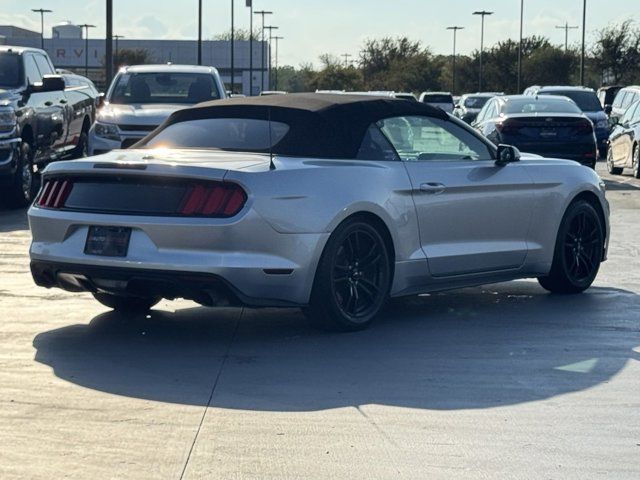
[59,99,67,104]
[44,101,53,106]
[419,182,446,194]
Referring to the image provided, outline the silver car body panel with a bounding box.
[28,149,609,306]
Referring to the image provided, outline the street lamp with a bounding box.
[31,8,52,50]
[254,10,272,92]
[580,0,587,85]
[247,0,254,95]
[197,0,202,65]
[273,36,283,90]
[446,26,464,94]
[263,25,278,90]
[518,0,523,93]
[231,0,235,93]
[79,24,96,77]
[473,10,493,91]
[556,22,579,52]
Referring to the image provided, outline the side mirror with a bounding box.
[39,75,66,93]
[604,104,612,115]
[496,144,521,166]
[97,92,105,108]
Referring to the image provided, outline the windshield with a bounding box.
[540,91,602,112]
[109,72,221,105]
[0,52,23,88]
[464,96,491,108]
[143,118,290,151]
[503,97,581,114]
[423,95,452,104]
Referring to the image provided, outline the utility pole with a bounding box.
[254,10,272,93]
[556,22,579,51]
[113,35,124,68]
[580,0,587,85]
[31,8,52,50]
[446,26,464,94]
[473,10,493,92]
[341,53,352,68]
[197,0,202,65]
[273,36,283,90]
[106,0,113,86]
[518,0,523,93]
[79,24,96,77]
[231,0,235,93]
[263,25,278,90]
[247,0,253,95]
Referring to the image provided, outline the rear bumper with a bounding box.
[513,143,597,166]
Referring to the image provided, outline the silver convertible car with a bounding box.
[28,94,610,331]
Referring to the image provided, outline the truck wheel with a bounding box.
[73,131,89,159]
[6,142,37,208]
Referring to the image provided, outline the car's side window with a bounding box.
[356,124,400,161]
[475,102,489,123]
[378,115,494,162]
[23,54,42,84]
[33,54,54,77]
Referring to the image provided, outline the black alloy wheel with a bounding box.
[6,141,37,208]
[305,219,391,331]
[538,200,603,294]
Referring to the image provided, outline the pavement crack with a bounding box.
[178,308,242,480]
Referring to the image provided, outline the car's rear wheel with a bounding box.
[606,148,623,175]
[73,131,89,159]
[633,144,640,179]
[538,200,604,294]
[93,292,161,312]
[305,218,391,331]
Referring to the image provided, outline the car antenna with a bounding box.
[268,106,276,170]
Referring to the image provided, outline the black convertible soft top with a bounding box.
[149,93,448,159]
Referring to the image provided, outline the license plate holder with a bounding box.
[84,226,132,257]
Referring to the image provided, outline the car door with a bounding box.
[378,115,533,277]
[610,102,638,167]
[33,53,69,153]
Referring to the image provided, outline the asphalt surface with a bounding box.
[1,163,639,479]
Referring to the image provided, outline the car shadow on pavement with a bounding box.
[0,207,29,233]
[33,281,640,412]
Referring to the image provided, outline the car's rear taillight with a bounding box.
[178,182,247,217]
[37,179,73,208]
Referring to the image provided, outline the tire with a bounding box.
[5,141,38,208]
[538,200,604,294]
[72,130,89,159]
[93,292,161,313]
[606,148,623,175]
[304,218,392,331]
[633,144,640,179]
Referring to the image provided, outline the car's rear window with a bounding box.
[503,98,581,114]
[110,72,221,105]
[0,52,23,88]
[142,118,290,151]
[539,91,602,112]
[464,96,491,108]
[423,95,453,104]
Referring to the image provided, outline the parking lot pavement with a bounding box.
[1,163,639,479]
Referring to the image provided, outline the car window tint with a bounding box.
[0,52,23,87]
[378,116,493,162]
[34,54,54,76]
[633,101,640,123]
[356,124,399,161]
[110,72,222,105]
[23,54,42,84]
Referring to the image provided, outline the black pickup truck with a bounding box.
[0,46,98,207]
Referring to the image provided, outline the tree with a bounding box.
[113,48,153,69]
[308,54,364,91]
[212,28,262,41]
[592,20,640,84]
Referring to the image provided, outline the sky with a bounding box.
[0,0,637,67]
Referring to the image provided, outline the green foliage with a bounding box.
[592,20,640,84]
[113,48,153,69]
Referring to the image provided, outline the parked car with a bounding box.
[609,86,640,124]
[525,86,610,158]
[606,99,640,178]
[28,94,609,331]
[0,46,97,206]
[473,95,598,168]
[392,92,417,102]
[89,64,226,155]
[597,85,623,110]
[454,92,500,124]
[419,92,455,113]
[259,90,287,96]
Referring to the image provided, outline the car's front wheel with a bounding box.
[93,292,161,313]
[5,141,38,208]
[538,200,604,294]
[305,218,391,331]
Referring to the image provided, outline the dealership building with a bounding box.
[0,23,270,95]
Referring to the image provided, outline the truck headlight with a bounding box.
[94,121,120,141]
[0,107,16,132]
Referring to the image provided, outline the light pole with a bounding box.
[580,0,587,85]
[197,0,202,65]
[273,36,283,90]
[106,0,113,86]
[31,8,52,50]
[446,26,464,94]
[79,24,96,77]
[473,10,493,92]
[556,22,579,51]
[518,0,523,93]
[254,10,272,92]
[231,0,235,93]
[247,0,253,95]
[113,35,124,68]
[264,25,278,90]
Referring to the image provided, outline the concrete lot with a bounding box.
[1,164,639,479]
